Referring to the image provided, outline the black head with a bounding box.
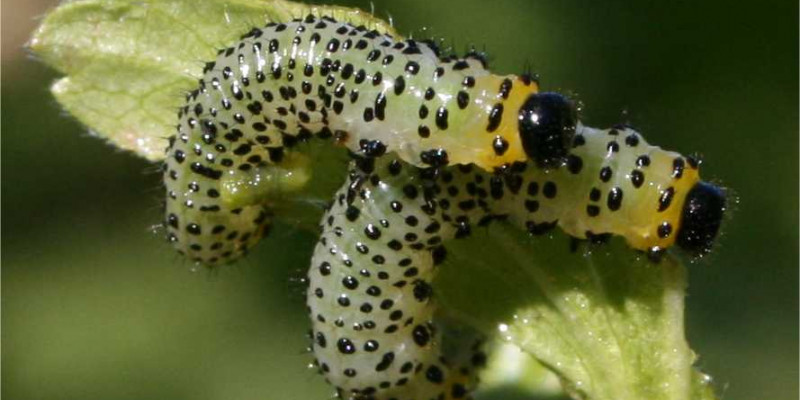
[517,92,577,168]
[676,181,727,256]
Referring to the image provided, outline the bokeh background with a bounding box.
[3,0,797,399]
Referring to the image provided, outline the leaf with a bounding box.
[437,225,717,400]
[29,0,397,160]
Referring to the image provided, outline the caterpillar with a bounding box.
[159,10,727,400]
[163,14,578,264]
[306,123,725,399]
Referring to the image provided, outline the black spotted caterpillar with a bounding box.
[162,12,726,400]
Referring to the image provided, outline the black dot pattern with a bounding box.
[162,14,713,400]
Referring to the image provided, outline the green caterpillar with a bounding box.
[160,12,726,400]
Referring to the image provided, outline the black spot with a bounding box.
[492,136,509,156]
[345,205,360,221]
[420,148,449,167]
[366,286,382,296]
[233,143,252,155]
[394,76,406,95]
[364,224,381,239]
[487,104,504,132]
[390,201,403,213]
[658,187,675,211]
[374,93,387,120]
[456,91,469,109]
[366,49,381,62]
[337,338,356,354]
[341,63,354,79]
[672,157,685,178]
[342,276,359,290]
[190,162,221,179]
[360,139,386,157]
[607,187,623,211]
[319,262,331,276]
[631,170,645,188]
[425,365,444,384]
[499,78,513,98]
[363,107,374,122]
[586,205,600,217]
[315,332,327,348]
[599,167,613,182]
[364,340,379,352]
[525,200,539,212]
[589,188,602,201]
[418,125,430,138]
[435,107,449,130]
[419,104,429,119]
[412,325,430,346]
[388,160,402,175]
[452,60,469,70]
[375,352,395,371]
[658,222,673,238]
[326,38,339,52]
[268,39,279,53]
[567,155,583,174]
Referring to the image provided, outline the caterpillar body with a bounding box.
[159,10,727,400]
[307,124,724,399]
[164,14,578,264]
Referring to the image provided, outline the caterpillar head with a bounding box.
[676,181,727,256]
[517,92,577,168]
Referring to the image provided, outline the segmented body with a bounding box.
[163,15,542,264]
[308,125,699,399]
[159,11,724,400]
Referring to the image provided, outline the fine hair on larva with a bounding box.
[159,11,727,400]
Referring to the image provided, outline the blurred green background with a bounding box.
[3,0,797,399]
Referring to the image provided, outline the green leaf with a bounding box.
[438,225,717,400]
[29,0,397,160]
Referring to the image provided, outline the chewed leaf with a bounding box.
[438,224,717,400]
[29,0,398,160]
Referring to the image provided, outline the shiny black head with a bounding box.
[517,92,577,168]
[676,181,727,256]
